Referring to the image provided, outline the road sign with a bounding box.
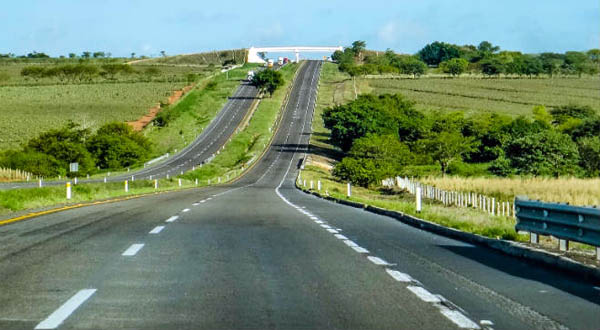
[69,162,79,172]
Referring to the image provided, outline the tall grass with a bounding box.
[0,167,35,182]
[420,176,600,207]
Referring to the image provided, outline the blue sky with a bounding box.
[1,0,598,57]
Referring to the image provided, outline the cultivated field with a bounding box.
[0,81,189,149]
[327,64,600,116]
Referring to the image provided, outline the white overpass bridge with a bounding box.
[247,46,343,64]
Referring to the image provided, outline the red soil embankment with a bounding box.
[127,84,195,131]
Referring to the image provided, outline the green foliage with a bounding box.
[532,105,552,126]
[577,136,600,176]
[0,150,63,178]
[440,58,468,76]
[550,104,597,126]
[500,130,580,176]
[480,57,505,76]
[322,93,416,151]
[418,41,462,65]
[26,122,95,176]
[86,122,151,170]
[251,69,284,96]
[422,131,478,174]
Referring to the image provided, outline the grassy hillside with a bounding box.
[132,49,247,66]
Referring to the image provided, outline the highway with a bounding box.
[0,61,598,329]
[0,80,259,190]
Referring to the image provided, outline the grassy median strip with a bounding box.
[181,63,300,183]
[0,178,199,217]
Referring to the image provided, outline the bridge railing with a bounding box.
[515,197,600,260]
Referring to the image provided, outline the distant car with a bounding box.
[247,71,255,81]
[267,59,274,68]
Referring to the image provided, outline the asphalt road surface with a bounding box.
[0,80,259,190]
[0,61,598,329]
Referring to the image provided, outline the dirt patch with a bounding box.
[127,84,195,131]
[306,154,334,171]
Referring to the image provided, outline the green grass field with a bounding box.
[0,81,189,149]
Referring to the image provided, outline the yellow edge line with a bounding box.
[0,188,193,227]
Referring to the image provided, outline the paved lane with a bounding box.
[0,61,598,329]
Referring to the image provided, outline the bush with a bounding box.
[503,130,581,176]
[86,122,151,170]
[577,136,600,176]
[0,150,63,178]
[447,161,490,177]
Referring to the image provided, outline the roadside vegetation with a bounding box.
[301,42,599,252]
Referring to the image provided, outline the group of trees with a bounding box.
[332,41,428,78]
[330,40,599,79]
[418,41,599,77]
[250,69,284,97]
[0,122,152,177]
[323,94,600,187]
[21,63,161,83]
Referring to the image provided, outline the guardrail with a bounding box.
[515,197,600,260]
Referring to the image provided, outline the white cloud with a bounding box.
[377,20,427,51]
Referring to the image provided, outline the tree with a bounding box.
[86,122,151,169]
[81,51,91,59]
[68,53,77,59]
[160,50,166,57]
[440,58,468,77]
[577,136,600,176]
[333,134,415,187]
[322,94,415,151]
[417,41,462,66]
[522,55,543,77]
[130,52,136,59]
[587,49,600,64]
[251,69,284,97]
[423,131,478,174]
[477,41,500,55]
[550,104,597,126]
[27,122,95,176]
[92,51,105,58]
[398,57,427,78]
[351,40,366,62]
[480,57,505,76]
[501,130,580,177]
[539,53,564,77]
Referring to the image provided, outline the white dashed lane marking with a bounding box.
[122,244,145,256]
[326,229,339,234]
[367,256,393,266]
[343,240,359,247]
[440,306,481,329]
[407,286,442,303]
[149,226,165,234]
[351,246,369,253]
[35,289,97,329]
[334,234,348,240]
[182,208,190,213]
[385,269,413,283]
[165,216,179,223]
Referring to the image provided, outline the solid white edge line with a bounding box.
[385,269,413,282]
[149,226,165,234]
[439,306,481,329]
[165,215,179,223]
[406,286,442,303]
[122,243,145,256]
[34,289,97,329]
